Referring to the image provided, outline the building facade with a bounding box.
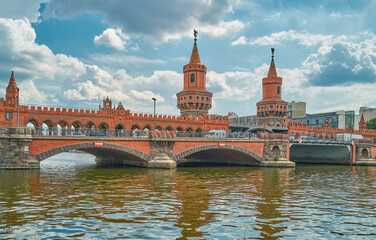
[287,101,306,118]
[292,110,360,130]
[359,107,376,122]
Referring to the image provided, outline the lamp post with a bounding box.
[349,114,353,142]
[262,106,267,141]
[152,98,156,130]
[17,87,19,128]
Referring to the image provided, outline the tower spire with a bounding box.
[190,30,201,64]
[7,71,17,89]
[267,48,278,78]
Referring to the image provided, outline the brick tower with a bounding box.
[256,48,287,127]
[176,30,213,118]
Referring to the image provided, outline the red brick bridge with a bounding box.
[28,133,292,168]
[0,126,294,169]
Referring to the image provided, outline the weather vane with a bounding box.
[271,48,275,59]
[194,29,198,42]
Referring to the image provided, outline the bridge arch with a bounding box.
[173,144,263,165]
[34,142,151,165]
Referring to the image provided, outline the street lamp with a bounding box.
[152,98,156,130]
[17,87,19,128]
[261,106,268,141]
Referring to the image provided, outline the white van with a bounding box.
[205,130,227,138]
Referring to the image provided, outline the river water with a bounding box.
[1,152,375,239]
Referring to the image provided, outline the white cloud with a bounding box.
[88,53,166,67]
[18,79,58,105]
[264,12,281,22]
[42,0,242,43]
[199,20,246,38]
[231,36,247,46]
[94,28,129,51]
[231,30,335,47]
[0,0,44,22]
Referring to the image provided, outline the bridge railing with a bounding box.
[289,135,375,144]
[29,127,261,139]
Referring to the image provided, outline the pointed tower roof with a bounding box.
[360,113,365,123]
[7,71,17,88]
[189,41,201,64]
[267,48,278,78]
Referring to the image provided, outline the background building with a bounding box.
[292,110,360,130]
[359,107,376,122]
[287,101,306,118]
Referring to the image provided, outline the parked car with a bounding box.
[90,132,109,137]
[72,132,85,136]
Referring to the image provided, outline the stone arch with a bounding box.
[98,122,110,135]
[33,142,151,164]
[173,144,262,163]
[195,128,203,137]
[186,127,193,132]
[85,121,96,129]
[165,126,173,131]
[26,118,40,135]
[84,121,96,135]
[155,126,163,131]
[131,124,141,137]
[115,123,126,137]
[41,119,55,136]
[57,120,69,136]
[361,148,369,158]
[143,124,151,131]
[272,146,280,156]
[26,118,39,128]
[71,121,84,135]
[176,126,183,132]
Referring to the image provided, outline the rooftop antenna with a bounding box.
[194,29,198,43]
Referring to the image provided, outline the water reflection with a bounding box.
[0,153,376,239]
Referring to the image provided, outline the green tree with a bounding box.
[366,117,376,129]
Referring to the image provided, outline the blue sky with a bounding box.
[0,0,376,116]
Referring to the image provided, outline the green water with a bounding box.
[0,152,375,239]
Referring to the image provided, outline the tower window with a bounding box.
[277,86,280,94]
[190,74,195,83]
[189,96,193,100]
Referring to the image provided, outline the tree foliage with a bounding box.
[366,118,376,129]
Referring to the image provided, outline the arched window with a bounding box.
[190,74,195,83]
[277,86,280,94]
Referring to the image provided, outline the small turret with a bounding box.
[6,71,19,107]
[359,114,366,131]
